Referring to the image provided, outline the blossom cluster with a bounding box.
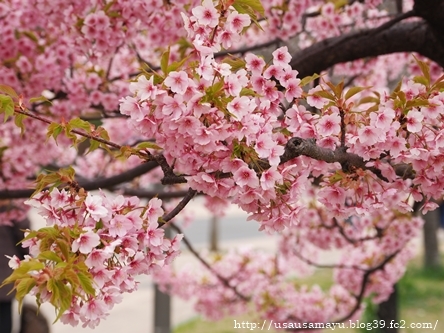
[120,1,309,233]
[6,189,182,328]
[2,0,443,329]
[120,0,443,232]
[155,189,423,324]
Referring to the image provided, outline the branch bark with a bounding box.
[0,161,158,199]
[291,21,444,78]
[280,137,413,181]
[413,0,444,44]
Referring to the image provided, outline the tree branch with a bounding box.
[280,137,413,181]
[161,188,197,223]
[121,188,202,200]
[413,0,444,44]
[170,222,250,301]
[0,161,158,199]
[333,250,400,324]
[290,21,444,78]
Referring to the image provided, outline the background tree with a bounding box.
[0,0,443,331]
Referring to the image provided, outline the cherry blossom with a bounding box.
[72,229,101,254]
[191,0,219,28]
[1,0,443,330]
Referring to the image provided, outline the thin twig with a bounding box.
[170,222,250,301]
[161,188,197,223]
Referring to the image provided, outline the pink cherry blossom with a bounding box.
[146,223,165,247]
[272,46,292,67]
[130,75,160,101]
[145,198,164,224]
[80,299,108,322]
[307,86,328,108]
[260,167,283,190]
[191,0,219,28]
[119,96,145,122]
[245,54,265,75]
[284,78,302,102]
[233,166,259,188]
[4,0,444,329]
[406,109,424,133]
[84,195,109,221]
[72,229,101,254]
[164,71,190,95]
[226,11,251,33]
[317,114,341,136]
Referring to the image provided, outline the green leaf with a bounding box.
[358,96,379,105]
[412,76,429,87]
[54,261,68,270]
[0,84,18,98]
[38,251,63,263]
[15,278,36,305]
[332,0,348,9]
[46,122,63,143]
[14,113,26,135]
[0,94,15,122]
[177,37,193,58]
[329,170,344,184]
[365,104,380,113]
[22,30,39,43]
[103,0,116,13]
[2,260,45,286]
[97,126,110,141]
[240,88,257,97]
[29,95,52,105]
[233,0,265,16]
[135,141,162,150]
[167,56,189,73]
[223,57,246,71]
[36,227,62,239]
[313,90,335,101]
[406,99,429,109]
[117,145,134,159]
[395,91,407,106]
[53,281,72,323]
[432,81,444,91]
[160,48,170,75]
[86,139,100,154]
[69,118,92,133]
[300,73,320,87]
[77,271,96,297]
[64,124,78,145]
[56,166,76,185]
[325,81,343,99]
[391,80,402,97]
[344,86,367,101]
[414,56,430,87]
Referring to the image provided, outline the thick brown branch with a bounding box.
[121,188,202,200]
[151,154,187,185]
[280,137,413,181]
[414,0,444,44]
[0,161,158,199]
[291,21,444,78]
